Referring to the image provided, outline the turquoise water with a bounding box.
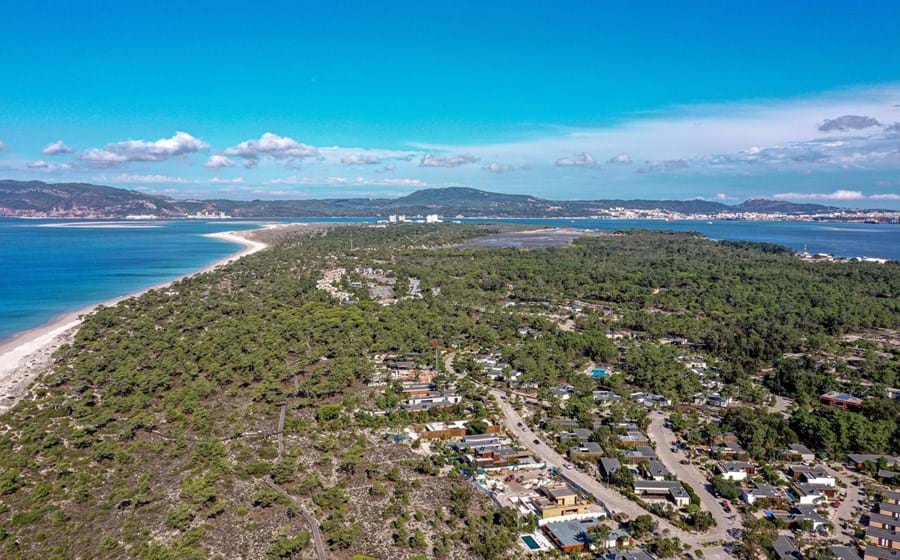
[1,217,898,344]
[592,368,608,378]
[521,535,541,550]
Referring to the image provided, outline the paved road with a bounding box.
[647,412,740,541]
[490,389,732,558]
[823,464,863,544]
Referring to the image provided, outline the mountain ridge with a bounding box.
[0,180,854,218]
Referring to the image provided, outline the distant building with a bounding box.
[820,391,864,410]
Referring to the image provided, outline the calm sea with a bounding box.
[1,217,898,343]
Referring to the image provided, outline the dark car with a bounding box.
[533,439,541,445]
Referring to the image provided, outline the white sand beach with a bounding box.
[0,225,278,414]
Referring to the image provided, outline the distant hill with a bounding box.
[0,180,865,218]
[0,180,187,218]
[734,198,836,214]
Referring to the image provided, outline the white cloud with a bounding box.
[27,160,72,170]
[42,140,74,155]
[418,84,900,176]
[94,173,245,185]
[606,153,633,165]
[555,152,598,168]
[206,155,235,169]
[340,153,382,165]
[80,132,208,165]
[483,162,515,173]
[223,132,319,166]
[269,175,427,187]
[419,153,479,168]
[773,190,900,201]
[97,173,191,184]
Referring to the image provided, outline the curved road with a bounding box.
[490,388,733,558]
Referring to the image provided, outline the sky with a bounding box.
[1,1,899,207]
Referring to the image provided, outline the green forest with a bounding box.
[1,224,898,559]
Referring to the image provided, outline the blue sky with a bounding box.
[1,1,899,207]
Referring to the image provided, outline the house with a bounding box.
[618,431,650,447]
[707,394,734,408]
[712,432,739,445]
[865,527,900,551]
[782,444,816,463]
[533,484,593,520]
[401,382,437,396]
[547,418,580,431]
[830,545,862,560]
[792,483,833,505]
[788,465,836,487]
[593,390,622,406]
[770,505,829,531]
[864,547,900,560]
[867,493,900,557]
[569,442,605,461]
[622,446,658,464]
[714,442,748,459]
[849,454,900,470]
[868,512,900,532]
[887,388,900,401]
[600,458,622,481]
[417,420,467,439]
[716,461,755,481]
[572,428,593,441]
[630,392,672,408]
[604,548,657,560]
[633,480,691,508]
[773,535,803,560]
[883,490,900,505]
[742,483,789,506]
[820,391,864,411]
[551,384,575,401]
[403,391,462,412]
[594,529,633,550]
[542,518,601,553]
[643,460,670,481]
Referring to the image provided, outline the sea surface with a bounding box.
[464,218,900,261]
[1,217,898,344]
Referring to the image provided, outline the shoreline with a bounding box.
[0,225,277,414]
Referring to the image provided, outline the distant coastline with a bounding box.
[0,226,274,413]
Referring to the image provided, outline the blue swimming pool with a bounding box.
[592,368,608,378]
[522,535,540,550]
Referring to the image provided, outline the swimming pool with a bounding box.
[592,368,608,378]
[521,535,540,550]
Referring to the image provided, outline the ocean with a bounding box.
[1,217,898,344]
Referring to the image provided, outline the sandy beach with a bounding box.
[0,225,277,414]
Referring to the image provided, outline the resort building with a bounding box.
[820,391,864,410]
